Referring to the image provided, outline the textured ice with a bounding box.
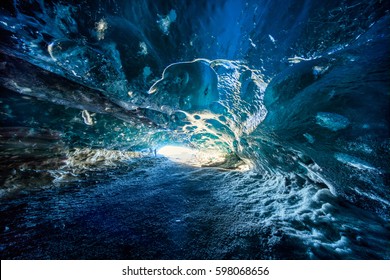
[316,112,350,131]
[157,9,177,35]
[81,110,93,126]
[148,59,219,111]
[303,133,315,144]
[335,153,376,171]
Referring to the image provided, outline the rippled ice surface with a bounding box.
[0,157,388,259]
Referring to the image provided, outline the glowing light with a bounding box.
[95,18,108,40]
[157,145,226,167]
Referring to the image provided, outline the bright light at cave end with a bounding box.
[157,145,226,167]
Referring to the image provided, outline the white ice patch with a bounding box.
[65,147,141,170]
[95,18,108,40]
[268,34,276,44]
[249,38,257,48]
[10,81,32,94]
[347,142,373,154]
[312,65,329,77]
[316,112,350,131]
[157,9,177,35]
[287,56,311,64]
[81,110,94,126]
[334,153,376,171]
[138,42,148,56]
